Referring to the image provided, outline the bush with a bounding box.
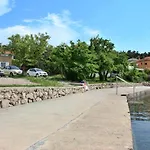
[124,69,147,82]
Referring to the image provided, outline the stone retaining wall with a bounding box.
[127,89,150,102]
[0,86,85,108]
[0,82,145,109]
[89,82,142,90]
[142,82,150,86]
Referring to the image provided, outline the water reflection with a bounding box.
[128,96,150,150]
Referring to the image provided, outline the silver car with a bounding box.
[27,68,48,77]
[3,66,23,76]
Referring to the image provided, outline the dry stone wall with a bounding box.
[0,82,144,109]
[127,89,150,102]
[0,87,85,108]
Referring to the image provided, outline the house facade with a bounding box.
[0,51,13,68]
[136,57,150,70]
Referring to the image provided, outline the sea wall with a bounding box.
[127,89,150,102]
[0,82,144,108]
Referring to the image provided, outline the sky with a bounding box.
[0,0,150,52]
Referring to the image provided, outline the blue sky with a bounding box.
[0,0,150,52]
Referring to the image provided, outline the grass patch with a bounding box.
[26,76,63,87]
[48,74,65,81]
[87,78,107,84]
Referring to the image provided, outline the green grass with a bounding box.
[26,76,63,87]
[48,74,65,81]
[87,77,109,84]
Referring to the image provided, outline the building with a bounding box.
[128,58,138,70]
[128,58,144,71]
[0,51,13,68]
[136,57,150,70]
[128,58,138,64]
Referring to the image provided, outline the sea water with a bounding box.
[128,97,150,150]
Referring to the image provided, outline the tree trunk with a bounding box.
[104,71,108,81]
[99,72,104,81]
[90,73,96,79]
[21,64,26,75]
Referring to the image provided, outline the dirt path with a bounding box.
[0,86,149,150]
[0,77,34,85]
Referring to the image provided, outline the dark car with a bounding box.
[0,69,5,77]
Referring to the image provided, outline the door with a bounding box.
[29,69,36,76]
[3,66,10,75]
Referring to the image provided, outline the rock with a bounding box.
[58,90,66,96]
[22,92,26,99]
[9,101,16,106]
[11,93,19,102]
[0,95,4,99]
[26,93,34,100]
[39,92,43,97]
[48,90,53,96]
[1,100,10,108]
[4,92,11,99]
[36,97,42,101]
[21,99,28,104]
[53,91,57,96]
[28,99,33,103]
[15,101,20,106]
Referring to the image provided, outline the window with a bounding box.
[5,66,10,69]
[10,66,19,70]
[29,69,34,71]
[35,68,42,71]
[0,62,9,68]
[0,54,9,57]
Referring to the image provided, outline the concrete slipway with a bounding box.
[0,86,149,150]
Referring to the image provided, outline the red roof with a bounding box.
[0,50,12,55]
[144,57,150,61]
[136,57,150,62]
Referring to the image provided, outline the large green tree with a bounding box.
[89,35,115,81]
[113,51,129,77]
[8,33,50,70]
[51,40,98,81]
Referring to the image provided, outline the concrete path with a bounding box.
[0,86,149,150]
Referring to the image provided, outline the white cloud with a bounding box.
[0,0,14,16]
[0,10,100,45]
[83,27,99,36]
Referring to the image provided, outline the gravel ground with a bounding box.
[0,77,34,85]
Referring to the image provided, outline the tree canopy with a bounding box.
[0,33,148,82]
[7,33,50,69]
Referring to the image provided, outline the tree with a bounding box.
[0,43,8,54]
[113,51,129,77]
[51,40,98,81]
[8,33,50,71]
[89,35,115,81]
[37,45,58,75]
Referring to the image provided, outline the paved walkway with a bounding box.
[0,86,149,150]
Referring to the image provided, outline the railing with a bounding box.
[116,76,136,95]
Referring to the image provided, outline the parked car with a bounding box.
[3,66,23,76]
[27,68,48,77]
[0,69,5,77]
